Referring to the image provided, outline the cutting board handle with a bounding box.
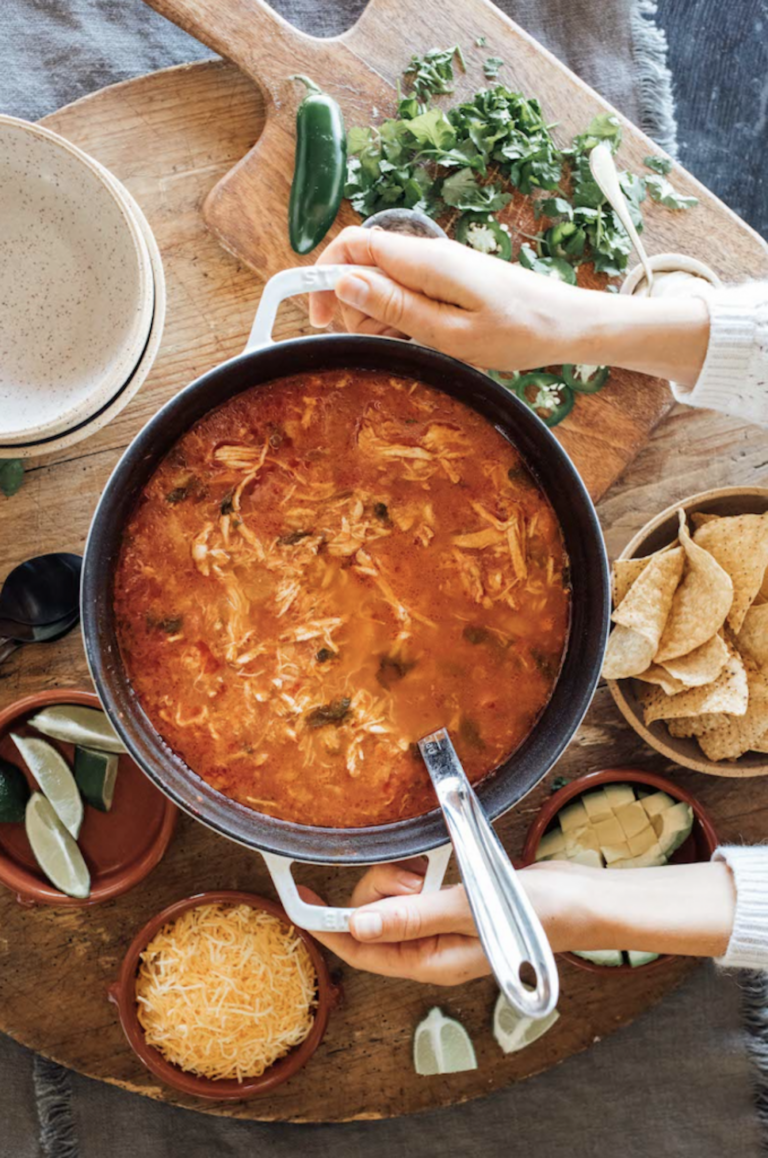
[142,0,341,98]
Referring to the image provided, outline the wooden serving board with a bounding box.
[0,57,767,1122]
[138,0,768,502]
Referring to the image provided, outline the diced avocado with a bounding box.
[627,826,658,857]
[654,802,693,856]
[558,799,589,833]
[640,791,675,819]
[601,841,632,864]
[74,747,119,812]
[565,826,600,855]
[614,801,651,840]
[612,843,667,868]
[594,815,625,846]
[581,789,613,822]
[627,949,660,967]
[573,949,623,967]
[568,848,604,868]
[536,828,566,861]
[603,783,636,811]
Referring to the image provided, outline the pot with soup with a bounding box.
[83,266,609,931]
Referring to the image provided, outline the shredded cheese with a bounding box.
[136,903,317,1083]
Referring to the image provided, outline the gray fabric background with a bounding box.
[0,1,762,1155]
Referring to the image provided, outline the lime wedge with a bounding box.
[493,991,560,1054]
[25,793,90,899]
[74,747,118,812]
[28,705,125,754]
[11,734,83,838]
[413,1007,477,1076]
[0,757,30,823]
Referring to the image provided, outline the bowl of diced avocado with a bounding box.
[521,767,719,972]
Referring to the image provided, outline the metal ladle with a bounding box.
[589,142,654,295]
[419,728,559,1020]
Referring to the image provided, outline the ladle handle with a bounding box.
[419,729,559,1020]
[245,265,384,352]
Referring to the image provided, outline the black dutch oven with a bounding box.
[82,265,610,932]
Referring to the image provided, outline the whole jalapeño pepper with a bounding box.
[288,76,346,255]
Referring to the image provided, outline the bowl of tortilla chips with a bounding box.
[605,487,768,776]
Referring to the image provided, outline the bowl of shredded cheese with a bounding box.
[110,891,335,1099]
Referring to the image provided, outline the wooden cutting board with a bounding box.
[1,58,767,1124]
[139,0,768,501]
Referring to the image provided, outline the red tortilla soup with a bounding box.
[114,370,570,828]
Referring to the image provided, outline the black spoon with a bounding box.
[0,553,82,661]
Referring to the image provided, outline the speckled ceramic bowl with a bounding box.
[0,168,166,459]
[0,116,154,444]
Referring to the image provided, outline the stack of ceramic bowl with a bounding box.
[0,116,166,459]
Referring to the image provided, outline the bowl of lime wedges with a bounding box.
[0,689,176,906]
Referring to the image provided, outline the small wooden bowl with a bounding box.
[521,767,719,973]
[607,486,768,777]
[0,689,177,906]
[109,891,337,1101]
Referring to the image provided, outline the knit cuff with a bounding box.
[713,846,768,970]
[670,283,768,422]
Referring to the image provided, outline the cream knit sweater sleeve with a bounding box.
[670,281,768,424]
[714,847,768,968]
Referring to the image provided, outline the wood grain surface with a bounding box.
[1,54,768,1123]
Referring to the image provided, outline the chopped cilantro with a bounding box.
[483,56,504,79]
[405,46,464,101]
[643,154,673,176]
[645,174,699,210]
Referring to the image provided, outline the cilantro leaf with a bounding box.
[405,46,464,101]
[405,107,456,150]
[644,154,672,176]
[441,169,511,211]
[483,56,504,79]
[645,174,699,210]
[518,244,576,284]
[0,459,24,498]
[534,196,573,221]
[571,113,623,154]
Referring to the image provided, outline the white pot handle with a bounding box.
[262,845,453,932]
[245,265,379,353]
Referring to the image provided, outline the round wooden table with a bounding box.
[1,58,768,1122]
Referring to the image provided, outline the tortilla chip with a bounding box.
[612,543,675,607]
[736,604,768,667]
[635,665,687,696]
[690,512,718,530]
[642,643,748,724]
[668,715,715,739]
[602,623,656,679]
[654,512,733,663]
[613,557,650,608]
[659,632,729,688]
[693,513,768,633]
[613,546,683,635]
[695,666,768,761]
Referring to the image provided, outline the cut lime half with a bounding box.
[25,793,90,899]
[28,705,125,754]
[75,747,118,812]
[12,734,83,838]
[0,756,30,823]
[493,991,560,1054]
[413,1007,477,1076]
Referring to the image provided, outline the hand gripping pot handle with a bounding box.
[420,729,559,1020]
[246,265,382,352]
[261,845,453,933]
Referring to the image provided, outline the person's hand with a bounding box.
[309,857,735,985]
[308,225,587,372]
[309,858,599,986]
[307,225,710,386]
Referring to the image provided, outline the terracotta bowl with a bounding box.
[521,767,719,974]
[109,890,337,1101]
[0,689,177,906]
[607,486,768,777]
